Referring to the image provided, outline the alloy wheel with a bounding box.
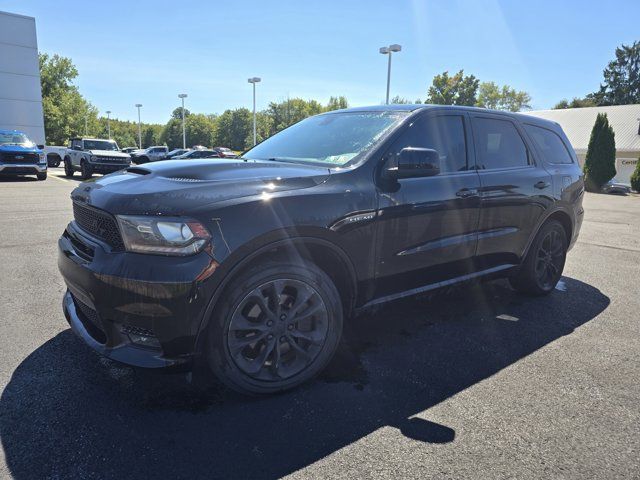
[227,278,329,381]
[535,229,564,289]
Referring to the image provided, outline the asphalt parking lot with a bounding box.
[0,170,638,479]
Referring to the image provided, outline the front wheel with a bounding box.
[64,158,74,177]
[36,172,47,181]
[80,160,93,180]
[510,220,567,295]
[206,260,343,395]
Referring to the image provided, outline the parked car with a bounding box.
[601,179,631,195]
[121,147,139,154]
[213,147,238,158]
[43,145,67,167]
[130,146,169,164]
[63,137,131,179]
[0,129,47,180]
[58,105,584,395]
[173,149,220,159]
[165,148,190,159]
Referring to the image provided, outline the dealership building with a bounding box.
[527,104,640,185]
[0,10,45,145]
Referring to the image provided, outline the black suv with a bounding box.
[58,105,584,394]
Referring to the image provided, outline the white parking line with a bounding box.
[49,174,73,184]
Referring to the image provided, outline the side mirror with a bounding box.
[37,144,45,150]
[388,147,440,179]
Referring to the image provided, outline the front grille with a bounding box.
[72,202,125,251]
[95,156,128,164]
[0,152,39,164]
[72,294,107,344]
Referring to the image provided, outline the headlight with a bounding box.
[39,153,46,164]
[116,215,211,256]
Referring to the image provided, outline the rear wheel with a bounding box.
[80,160,93,180]
[510,220,567,295]
[64,158,74,177]
[206,260,343,395]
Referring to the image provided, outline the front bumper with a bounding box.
[58,221,218,369]
[0,163,47,175]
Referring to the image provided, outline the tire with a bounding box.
[47,154,61,168]
[135,156,149,165]
[80,160,93,180]
[64,158,74,177]
[206,259,343,395]
[36,172,47,181]
[509,220,567,296]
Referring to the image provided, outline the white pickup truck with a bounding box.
[43,145,67,167]
[62,137,131,179]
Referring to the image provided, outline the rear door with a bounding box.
[469,113,553,267]
[374,111,481,297]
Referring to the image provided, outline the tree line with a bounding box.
[39,39,638,150]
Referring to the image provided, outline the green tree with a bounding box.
[325,96,349,111]
[553,97,597,109]
[214,108,253,150]
[426,70,479,106]
[186,114,215,147]
[476,81,531,111]
[39,53,98,145]
[592,41,640,106]
[389,95,412,104]
[630,157,640,192]
[583,113,616,192]
[267,98,324,135]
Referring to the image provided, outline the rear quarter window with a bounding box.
[524,124,574,165]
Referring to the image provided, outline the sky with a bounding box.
[2,0,639,124]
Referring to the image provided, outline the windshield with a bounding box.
[84,140,118,151]
[243,111,409,166]
[0,132,35,148]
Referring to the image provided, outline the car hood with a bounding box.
[89,149,130,158]
[70,159,331,216]
[0,144,41,154]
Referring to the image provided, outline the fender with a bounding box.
[519,205,574,262]
[193,234,358,357]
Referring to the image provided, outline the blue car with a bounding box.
[0,129,47,180]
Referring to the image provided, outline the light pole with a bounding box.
[379,44,402,104]
[84,113,88,136]
[135,104,142,148]
[247,77,261,146]
[178,94,188,149]
[106,110,111,139]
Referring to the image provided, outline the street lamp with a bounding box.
[178,94,188,149]
[106,110,111,139]
[247,77,261,146]
[379,44,402,104]
[84,112,88,136]
[135,104,143,148]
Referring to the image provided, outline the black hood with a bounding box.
[70,159,331,216]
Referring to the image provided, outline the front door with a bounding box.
[374,112,481,299]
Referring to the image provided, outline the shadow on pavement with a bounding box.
[0,277,609,479]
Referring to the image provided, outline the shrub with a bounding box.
[583,113,616,192]
[631,156,640,192]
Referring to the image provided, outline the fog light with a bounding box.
[121,324,161,349]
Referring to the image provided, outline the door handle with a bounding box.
[534,181,551,189]
[456,188,478,198]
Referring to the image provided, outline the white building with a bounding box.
[527,104,640,185]
[0,10,45,145]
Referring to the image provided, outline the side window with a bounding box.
[524,124,574,164]
[389,115,468,174]
[472,117,530,169]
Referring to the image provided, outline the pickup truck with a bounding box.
[129,145,169,164]
[63,137,131,179]
[0,128,47,180]
[43,145,67,167]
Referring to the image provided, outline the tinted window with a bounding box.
[524,124,573,164]
[473,117,529,169]
[389,115,468,174]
